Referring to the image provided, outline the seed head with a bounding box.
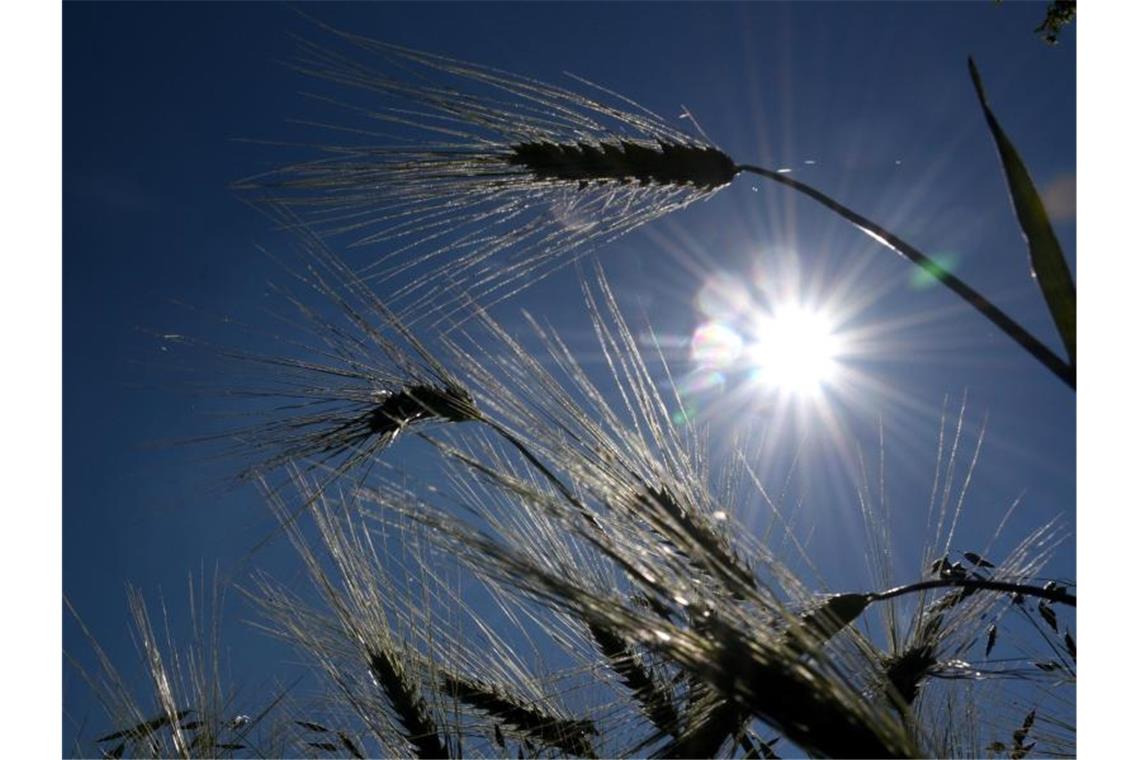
[202,227,481,481]
[236,25,741,323]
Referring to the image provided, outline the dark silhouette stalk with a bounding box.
[870,578,1075,607]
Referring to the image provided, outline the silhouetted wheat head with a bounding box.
[234,22,741,324]
[174,226,482,485]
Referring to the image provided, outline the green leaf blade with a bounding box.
[968,57,1077,367]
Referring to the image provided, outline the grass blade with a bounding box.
[968,56,1076,366]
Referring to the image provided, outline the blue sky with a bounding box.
[62,1,1076,753]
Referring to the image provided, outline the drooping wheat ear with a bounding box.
[506,140,737,190]
[235,22,740,324]
[881,641,940,708]
[586,622,680,737]
[179,221,481,488]
[366,649,449,760]
[289,381,480,467]
[366,383,480,432]
[238,381,480,479]
[438,670,598,758]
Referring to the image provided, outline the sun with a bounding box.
[680,270,858,427]
[746,304,840,396]
[686,297,844,404]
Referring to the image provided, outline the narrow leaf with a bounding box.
[1038,600,1058,631]
[969,57,1076,365]
[985,623,997,657]
[790,593,872,651]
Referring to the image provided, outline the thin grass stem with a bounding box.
[870,578,1075,607]
[736,164,1076,390]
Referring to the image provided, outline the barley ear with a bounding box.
[366,649,449,759]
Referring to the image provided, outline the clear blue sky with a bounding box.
[63,1,1075,752]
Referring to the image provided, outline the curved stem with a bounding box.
[481,418,602,532]
[735,164,1076,390]
[870,577,1075,607]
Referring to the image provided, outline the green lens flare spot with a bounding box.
[671,404,698,426]
[909,253,960,289]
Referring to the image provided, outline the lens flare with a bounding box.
[909,252,959,289]
[695,276,750,320]
[691,322,743,367]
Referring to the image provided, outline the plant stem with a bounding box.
[482,419,602,532]
[735,164,1076,390]
[870,577,1075,607]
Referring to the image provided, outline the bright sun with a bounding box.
[685,268,854,423]
[747,305,839,395]
[689,297,843,401]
